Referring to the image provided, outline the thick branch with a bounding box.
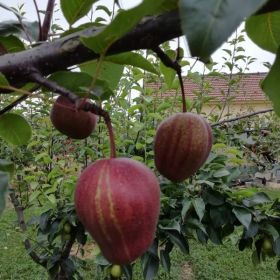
[0,10,181,87]
[256,0,280,15]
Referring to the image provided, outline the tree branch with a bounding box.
[256,0,280,15]
[0,10,181,87]
[9,189,47,267]
[0,85,40,115]
[0,94,29,115]
[32,0,42,41]
[41,0,55,41]
[211,108,274,127]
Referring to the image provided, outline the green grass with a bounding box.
[1,187,280,279]
[0,207,184,280]
[186,240,278,280]
[264,188,280,200]
[0,208,47,279]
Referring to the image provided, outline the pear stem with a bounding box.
[104,114,117,158]
[152,46,186,113]
[177,68,186,113]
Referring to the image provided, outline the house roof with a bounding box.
[148,72,270,103]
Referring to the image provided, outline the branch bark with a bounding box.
[0,10,181,87]
[41,0,56,41]
[211,108,273,127]
[9,189,47,267]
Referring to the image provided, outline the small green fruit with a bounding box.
[63,223,72,234]
[262,237,273,253]
[110,265,122,278]
[62,233,71,241]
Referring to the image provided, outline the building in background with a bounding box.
[149,72,271,118]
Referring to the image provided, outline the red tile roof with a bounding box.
[148,72,270,103]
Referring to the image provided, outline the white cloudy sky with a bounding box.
[0,0,276,73]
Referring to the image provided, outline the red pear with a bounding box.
[50,96,97,139]
[154,112,213,182]
[74,158,160,264]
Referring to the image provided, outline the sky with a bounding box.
[0,0,276,73]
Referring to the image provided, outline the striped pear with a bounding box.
[154,113,213,182]
[75,158,160,264]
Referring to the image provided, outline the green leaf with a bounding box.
[96,5,111,17]
[262,48,280,115]
[0,113,32,146]
[160,63,176,89]
[202,189,225,206]
[186,217,208,235]
[181,197,192,219]
[233,207,252,229]
[81,0,178,53]
[80,61,124,90]
[262,224,279,241]
[142,252,159,280]
[159,220,181,232]
[244,222,259,239]
[0,35,25,53]
[243,192,271,207]
[106,52,159,75]
[159,50,177,88]
[274,238,280,256]
[213,169,230,178]
[246,10,280,53]
[49,71,92,93]
[252,249,261,266]
[210,205,232,228]
[122,264,133,280]
[0,171,9,215]
[207,225,222,245]
[49,71,114,100]
[277,259,280,271]
[60,0,98,25]
[165,230,189,254]
[0,20,39,41]
[0,159,14,177]
[179,0,267,59]
[192,197,205,221]
[61,259,75,277]
[0,73,9,87]
[160,249,171,272]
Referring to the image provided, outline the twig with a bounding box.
[9,189,47,267]
[41,0,56,41]
[14,8,33,44]
[0,85,40,115]
[61,231,77,260]
[211,108,274,127]
[32,0,42,41]
[0,94,29,115]
[152,46,186,112]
